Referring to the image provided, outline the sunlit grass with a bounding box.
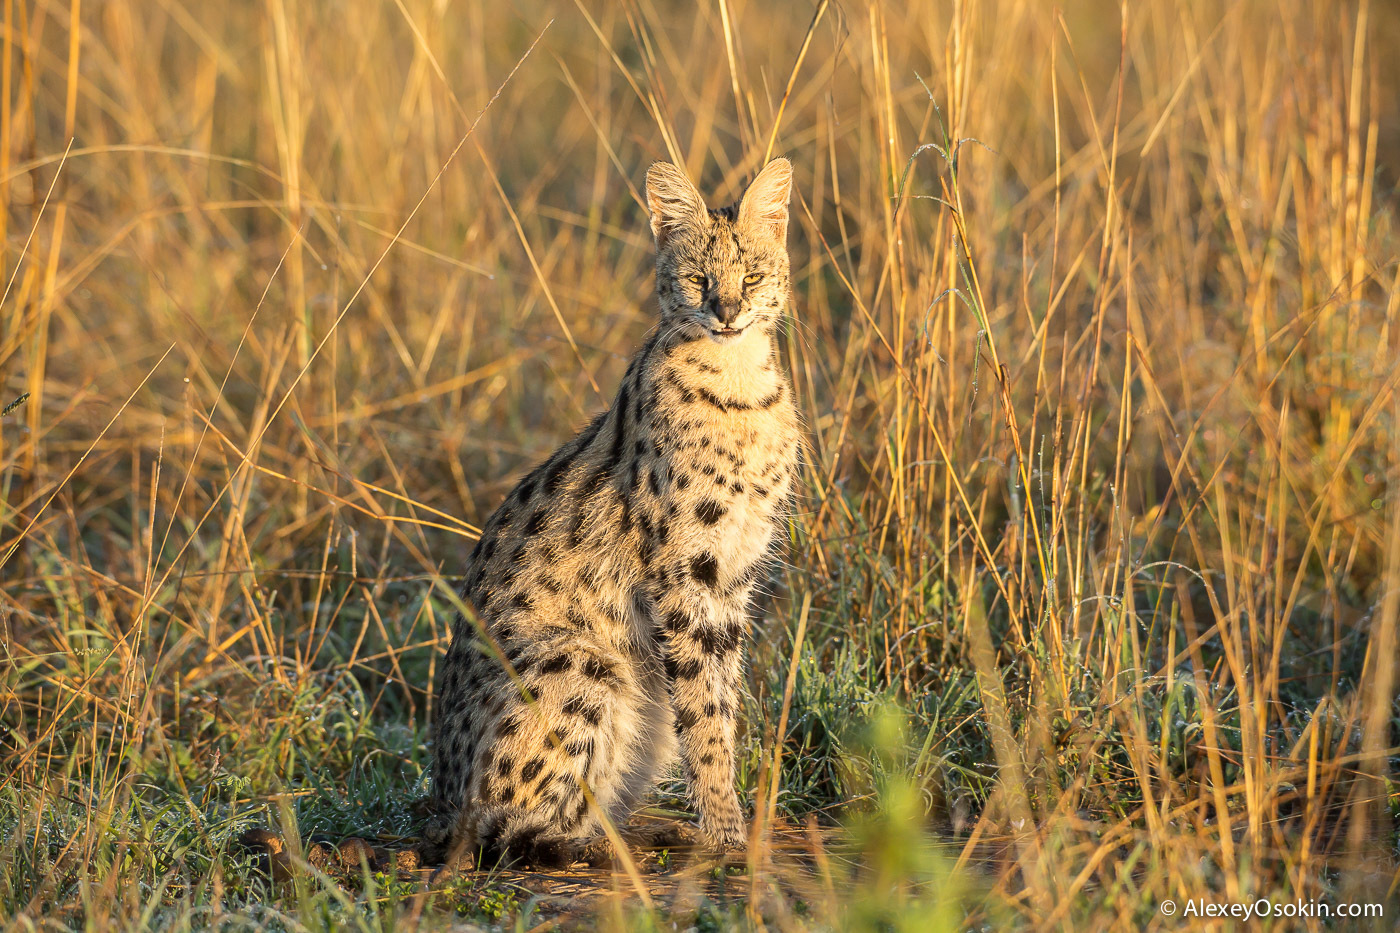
[1,0,1397,929]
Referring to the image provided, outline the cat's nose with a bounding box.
[709,299,740,325]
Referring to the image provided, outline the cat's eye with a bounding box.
[687,274,707,287]
[743,273,764,286]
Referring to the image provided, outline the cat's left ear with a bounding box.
[739,158,792,241]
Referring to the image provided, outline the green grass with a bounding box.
[3,0,1399,929]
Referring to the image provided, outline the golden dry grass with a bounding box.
[1,0,1398,929]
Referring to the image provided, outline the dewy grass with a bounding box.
[2,0,1398,929]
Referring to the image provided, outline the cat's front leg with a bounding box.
[654,581,751,851]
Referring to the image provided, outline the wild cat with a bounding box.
[426,158,801,867]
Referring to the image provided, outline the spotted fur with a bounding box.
[428,158,800,867]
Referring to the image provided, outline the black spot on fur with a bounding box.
[722,620,746,655]
[567,513,587,549]
[691,553,719,587]
[564,737,595,758]
[563,696,603,725]
[695,499,726,525]
[665,655,703,681]
[607,381,632,468]
[696,624,730,657]
[581,657,617,686]
[520,757,544,782]
[524,509,548,536]
[580,466,612,499]
[543,451,575,494]
[537,654,572,676]
[698,387,729,411]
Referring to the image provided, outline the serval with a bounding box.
[427,157,800,868]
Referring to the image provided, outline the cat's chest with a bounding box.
[655,392,798,558]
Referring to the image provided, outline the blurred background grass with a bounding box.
[1,0,1397,929]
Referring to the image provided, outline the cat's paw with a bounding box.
[698,806,748,854]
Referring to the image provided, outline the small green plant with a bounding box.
[842,705,968,933]
[465,883,520,922]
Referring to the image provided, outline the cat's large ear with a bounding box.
[646,161,706,249]
[738,158,792,241]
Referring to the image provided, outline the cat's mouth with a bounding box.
[709,325,746,343]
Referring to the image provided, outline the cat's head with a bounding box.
[645,158,792,345]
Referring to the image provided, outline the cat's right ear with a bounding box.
[645,162,706,249]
